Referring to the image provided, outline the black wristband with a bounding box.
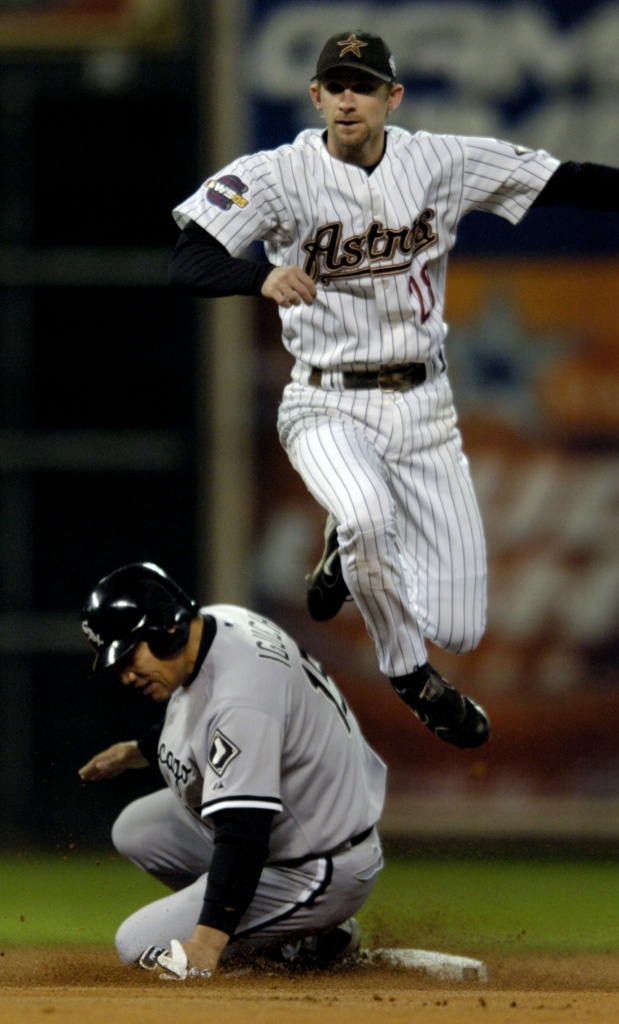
[136,722,163,766]
[198,808,273,934]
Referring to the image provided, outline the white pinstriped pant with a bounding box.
[277,372,487,678]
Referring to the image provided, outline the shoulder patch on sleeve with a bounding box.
[208,729,241,776]
[204,175,249,210]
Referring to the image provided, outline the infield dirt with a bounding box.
[2,948,619,1023]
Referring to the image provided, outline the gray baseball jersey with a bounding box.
[156,605,386,860]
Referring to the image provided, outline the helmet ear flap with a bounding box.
[144,619,190,659]
[141,582,192,658]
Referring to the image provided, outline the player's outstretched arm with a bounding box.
[261,265,317,308]
[78,740,148,781]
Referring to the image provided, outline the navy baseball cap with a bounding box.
[314,31,397,83]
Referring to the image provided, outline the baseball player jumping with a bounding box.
[169,30,619,749]
[78,563,385,979]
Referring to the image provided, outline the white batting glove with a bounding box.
[138,939,211,981]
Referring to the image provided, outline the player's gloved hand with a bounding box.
[138,940,211,981]
[391,664,490,749]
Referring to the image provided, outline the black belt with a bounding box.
[269,826,375,868]
[348,825,374,848]
[309,363,427,392]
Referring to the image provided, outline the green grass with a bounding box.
[1,851,618,954]
[357,854,619,955]
[0,852,162,947]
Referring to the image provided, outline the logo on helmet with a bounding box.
[82,621,105,647]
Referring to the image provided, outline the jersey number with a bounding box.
[300,651,351,734]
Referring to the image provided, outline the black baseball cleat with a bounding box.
[306,513,351,621]
[311,917,362,966]
[390,663,490,748]
[279,918,362,969]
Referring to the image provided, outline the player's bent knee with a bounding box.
[338,518,398,583]
[114,918,141,964]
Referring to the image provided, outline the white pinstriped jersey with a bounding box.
[172,126,559,369]
[156,605,386,861]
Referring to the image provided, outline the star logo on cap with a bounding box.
[337,34,368,59]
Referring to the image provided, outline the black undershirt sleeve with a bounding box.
[532,161,619,211]
[199,807,275,935]
[136,722,163,766]
[168,220,273,298]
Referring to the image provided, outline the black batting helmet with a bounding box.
[80,562,198,673]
